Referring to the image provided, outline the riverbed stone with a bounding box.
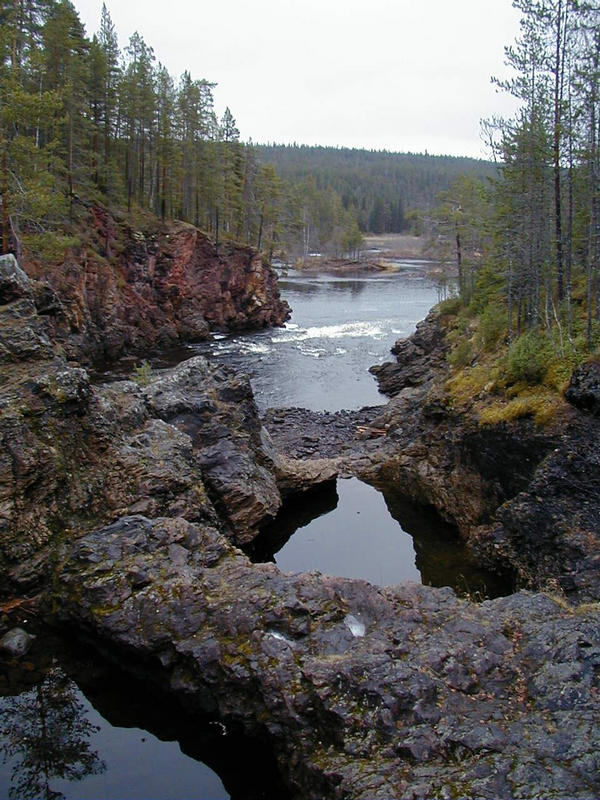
[0,627,36,657]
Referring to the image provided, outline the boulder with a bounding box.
[53,514,600,800]
[0,627,36,657]
[0,254,30,304]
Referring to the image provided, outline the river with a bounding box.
[188,262,443,411]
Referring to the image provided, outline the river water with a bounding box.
[187,262,442,411]
[0,263,510,800]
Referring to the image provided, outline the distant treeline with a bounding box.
[256,144,498,235]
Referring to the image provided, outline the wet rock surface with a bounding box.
[261,406,396,466]
[53,514,600,800]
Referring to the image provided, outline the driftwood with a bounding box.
[355,425,388,440]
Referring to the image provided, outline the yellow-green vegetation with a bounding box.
[478,394,561,427]
[131,361,153,386]
[441,300,592,428]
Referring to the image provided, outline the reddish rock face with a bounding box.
[24,210,290,361]
[154,221,290,333]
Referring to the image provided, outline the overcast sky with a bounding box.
[73,0,523,159]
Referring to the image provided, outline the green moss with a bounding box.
[444,365,495,410]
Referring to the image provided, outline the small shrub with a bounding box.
[131,360,152,386]
[476,306,507,352]
[506,331,553,385]
[448,338,474,368]
[23,232,78,263]
[438,296,462,317]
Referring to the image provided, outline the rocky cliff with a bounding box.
[19,208,290,362]
[0,247,301,592]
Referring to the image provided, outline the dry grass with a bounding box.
[478,392,564,426]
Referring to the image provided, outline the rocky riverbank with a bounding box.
[2,248,600,798]
[54,515,600,800]
[368,309,600,603]
[17,208,290,363]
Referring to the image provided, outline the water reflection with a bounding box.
[250,478,513,598]
[279,278,372,296]
[0,635,290,800]
[251,478,421,587]
[0,667,105,800]
[379,487,514,599]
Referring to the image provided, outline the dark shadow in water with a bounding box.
[246,480,339,563]
[379,487,515,599]
[248,478,513,600]
[0,632,292,800]
[67,644,290,800]
[88,344,196,385]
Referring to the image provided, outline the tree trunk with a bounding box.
[553,0,565,301]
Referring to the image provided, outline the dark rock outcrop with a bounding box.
[369,311,450,396]
[368,310,600,602]
[53,514,600,800]
[485,414,600,601]
[0,352,291,592]
[565,359,600,416]
[22,209,290,362]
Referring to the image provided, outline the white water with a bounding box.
[192,264,444,411]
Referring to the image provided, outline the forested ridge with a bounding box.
[0,0,500,266]
[256,143,497,236]
[432,0,600,425]
[3,0,600,370]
